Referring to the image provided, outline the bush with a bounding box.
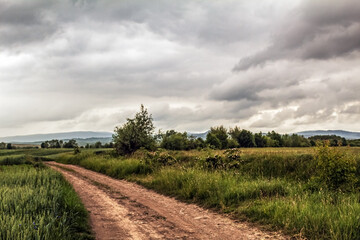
[203,149,243,170]
[314,143,357,191]
[145,151,177,167]
[113,105,156,155]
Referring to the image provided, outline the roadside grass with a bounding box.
[57,153,152,178]
[0,148,73,157]
[54,147,360,239]
[0,152,93,240]
[240,191,360,240]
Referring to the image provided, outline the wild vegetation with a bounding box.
[53,145,360,240]
[4,106,360,239]
[0,150,93,240]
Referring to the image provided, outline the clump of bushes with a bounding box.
[203,149,243,170]
[313,143,357,191]
[145,150,177,167]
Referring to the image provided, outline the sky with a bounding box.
[1,0,360,137]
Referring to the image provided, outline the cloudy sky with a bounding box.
[1,0,360,137]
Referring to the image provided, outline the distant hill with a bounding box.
[0,131,113,143]
[297,130,360,140]
[188,131,209,139]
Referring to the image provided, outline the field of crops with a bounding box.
[0,150,93,240]
[56,146,360,240]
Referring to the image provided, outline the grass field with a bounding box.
[0,149,93,240]
[55,147,360,239]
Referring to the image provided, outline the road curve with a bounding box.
[47,162,287,240]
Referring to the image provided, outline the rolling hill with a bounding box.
[296,130,360,139]
[0,131,113,143]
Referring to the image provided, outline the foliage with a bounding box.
[74,146,81,155]
[205,133,221,149]
[229,127,255,147]
[282,134,311,147]
[309,135,347,146]
[348,139,360,147]
[314,143,357,191]
[226,138,239,148]
[41,139,63,148]
[63,139,78,148]
[53,147,360,239]
[145,150,177,167]
[267,131,284,147]
[160,130,189,150]
[254,132,266,147]
[206,126,228,149]
[113,105,156,155]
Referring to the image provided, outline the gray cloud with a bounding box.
[0,1,59,46]
[233,0,360,71]
[1,0,360,136]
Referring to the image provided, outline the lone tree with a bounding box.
[113,105,155,155]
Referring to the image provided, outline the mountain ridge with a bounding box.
[296,130,360,139]
[0,131,113,143]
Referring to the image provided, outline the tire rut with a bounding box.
[47,162,287,240]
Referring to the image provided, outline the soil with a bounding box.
[47,162,287,240]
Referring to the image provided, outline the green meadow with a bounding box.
[0,149,93,240]
[55,146,360,240]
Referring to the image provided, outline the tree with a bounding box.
[254,132,266,147]
[63,139,78,148]
[160,130,190,150]
[206,133,221,149]
[94,141,102,148]
[6,143,12,149]
[309,135,347,147]
[41,142,49,148]
[267,131,284,147]
[207,126,228,149]
[229,127,255,148]
[113,105,155,155]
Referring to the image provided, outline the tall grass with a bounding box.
[241,191,360,240]
[0,165,93,240]
[140,168,289,208]
[57,152,152,179]
[54,147,360,239]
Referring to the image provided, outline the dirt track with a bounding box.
[47,162,287,240]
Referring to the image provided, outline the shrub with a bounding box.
[145,151,177,167]
[314,143,357,191]
[113,105,156,155]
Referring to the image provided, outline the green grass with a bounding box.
[54,147,360,239]
[57,153,152,179]
[241,191,360,240]
[0,151,93,240]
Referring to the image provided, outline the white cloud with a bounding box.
[1,0,360,136]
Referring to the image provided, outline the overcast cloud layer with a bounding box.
[1,0,360,137]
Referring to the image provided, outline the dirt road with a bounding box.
[47,162,286,240]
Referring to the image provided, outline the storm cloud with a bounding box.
[1,0,359,136]
[233,0,360,71]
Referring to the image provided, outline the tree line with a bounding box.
[40,139,114,149]
[0,142,13,149]
[112,105,352,156]
[32,105,355,154]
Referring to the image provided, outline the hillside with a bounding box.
[0,131,113,143]
[297,130,360,139]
